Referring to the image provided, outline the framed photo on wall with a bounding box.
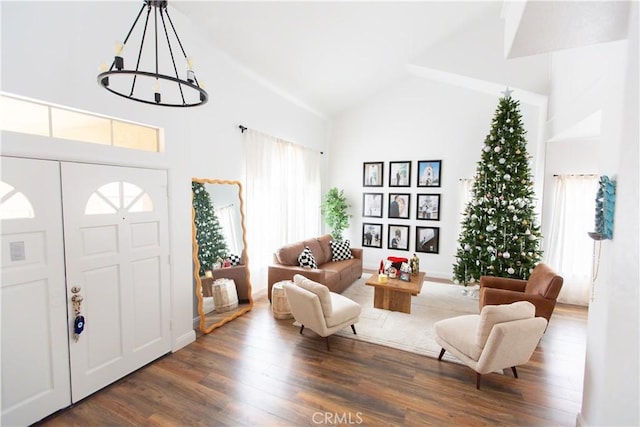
[388,193,410,219]
[417,160,442,187]
[362,193,383,218]
[362,223,383,248]
[416,226,440,254]
[416,194,441,220]
[388,224,410,251]
[363,162,384,187]
[389,161,411,187]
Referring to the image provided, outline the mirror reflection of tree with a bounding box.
[192,182,228,276]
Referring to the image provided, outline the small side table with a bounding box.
[272,281,293,319]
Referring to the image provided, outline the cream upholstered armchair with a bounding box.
[283,274,361,350]
[434,301,547,389]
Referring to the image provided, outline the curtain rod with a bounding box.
[238,124,324,155]
[553,174,598,177]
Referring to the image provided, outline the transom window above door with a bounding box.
[0,93,162,153]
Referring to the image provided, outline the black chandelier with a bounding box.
[97,0,208,107]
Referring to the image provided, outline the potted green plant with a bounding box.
[321,187,351,240]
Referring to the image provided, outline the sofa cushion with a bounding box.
[316,234,333,264]
[276,241,305,266]
[298,247,318,269]
[303,237,329,265]
[476,301,535,348]
[294,274,332,317]
[330,240,354,261]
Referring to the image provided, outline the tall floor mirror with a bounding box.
[192,178,253,334]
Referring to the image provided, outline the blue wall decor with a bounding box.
[591,175,616,240]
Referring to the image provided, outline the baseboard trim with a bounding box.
[172,329,196,352]
[576,412,586,427]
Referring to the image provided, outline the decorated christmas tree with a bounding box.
[192,182,229,276]
[453,90,543,285]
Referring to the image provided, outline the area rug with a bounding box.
[333,275,480,363]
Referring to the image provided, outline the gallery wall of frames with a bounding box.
[362,160,442,254]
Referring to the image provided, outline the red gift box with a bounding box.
[387,256,408,270]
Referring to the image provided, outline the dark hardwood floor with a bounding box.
[39,293,588,426]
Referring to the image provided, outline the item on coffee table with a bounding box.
[388,267,397,279]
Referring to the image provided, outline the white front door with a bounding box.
[1,157,71,426]
[61,163,171,402]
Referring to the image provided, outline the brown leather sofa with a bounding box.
[201,264,251,303]
[479,263,564,323]
[267,234,363,301]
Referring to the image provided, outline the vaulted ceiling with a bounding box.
[173,1,630,119]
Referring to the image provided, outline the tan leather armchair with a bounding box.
[435,301,547,389]
[283,274,361,350]
[479,263,563,323]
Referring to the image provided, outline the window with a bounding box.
[85,182,153,215]
[0,93,161,153]
[0,181,35,219]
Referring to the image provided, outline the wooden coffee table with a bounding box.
[365,272,425,314]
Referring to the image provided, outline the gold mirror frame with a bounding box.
[192,178,253,334]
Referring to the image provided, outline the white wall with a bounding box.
[576,4,639,426]
[328,76,544,279]
[0,1,327,351]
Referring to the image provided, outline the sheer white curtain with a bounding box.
[456,177,475,239]
[545,175,599,306]
[215,204,239,256]
[460,178,475,214]
[243,129,321,293]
